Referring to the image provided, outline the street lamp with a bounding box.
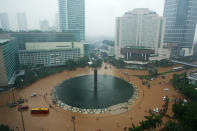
[72,116,76,131]
[11,87,16,103]
[20,110,25,131]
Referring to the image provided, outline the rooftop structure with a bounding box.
[5,32,80,50]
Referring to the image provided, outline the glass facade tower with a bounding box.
[0,39,18,86]
[58,0,85,41]
[164,0,197,48]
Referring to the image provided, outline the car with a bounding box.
[17,98,25,104]
[9,103,17,108]
[31,93,37,97]
[162,96,167,101]
[153,108,159,113]
[18,105,29,111]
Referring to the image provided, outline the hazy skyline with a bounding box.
[0,0,164,37]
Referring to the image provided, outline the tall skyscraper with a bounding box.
[0,13,10,31]
[39,20,50,31]
[164,0,197,49]
[115,8,165,58]
[17,13,28,31]
[58,0,85,41]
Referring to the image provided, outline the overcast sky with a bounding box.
[0,0,164,37]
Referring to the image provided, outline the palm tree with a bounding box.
[163,120,179,131]
[144,114,157,130]
[139,120,150,130]
[0,125,13,131]
[129,124,143,131]
[154,115,163,127]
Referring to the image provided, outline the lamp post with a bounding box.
[12,87,16,103]
[20,110,25,131]
[72,116,76,131]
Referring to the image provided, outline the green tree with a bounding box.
[139,120,150,130]
[65,59,77,70]
[129,124,143,131]
[163,120,179,131]
[0,125,13,131]
[77,57,89,67]
[148,67,158,77]
[144,114,157,130]
[102,40,115,46]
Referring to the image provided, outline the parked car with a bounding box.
[17,98,24,104]
[9,103,16,108]
[18,105,29,111]
[31,93,37,97]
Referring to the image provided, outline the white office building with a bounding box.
[115,8,165,58]
[19,42,89,67]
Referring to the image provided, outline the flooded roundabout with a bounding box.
[52,69,139,114]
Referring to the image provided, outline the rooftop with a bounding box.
[0,39,10,46]
[124,8,158,16]
[187,73,197,81]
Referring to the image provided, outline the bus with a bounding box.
[31,108,49,114]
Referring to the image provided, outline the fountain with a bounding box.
[55,69,134,109]
[94,68,97,94]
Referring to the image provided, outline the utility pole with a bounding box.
[12,87,16,103]
[20,111,25,131]
[72,116,76,131]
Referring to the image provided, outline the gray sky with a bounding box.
[0,0,164,37]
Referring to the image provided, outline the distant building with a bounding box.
[58,0,85,41]
[39,20,50,31]
[19,42,89,67]
[163,0,197,56]
[0,13,10,31]
[0,39,18,86]
[100,45,115,57]
[54,13,60,31]
[115,8,165,60]
[17,13,28,31]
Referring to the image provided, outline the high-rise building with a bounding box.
[0,39,18,86]
[164,0,197,54]
[39,20,50,31]
[115,8,165,59]
[17,12,28,31]
[0,13,10,31]
[58,0,85,41]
